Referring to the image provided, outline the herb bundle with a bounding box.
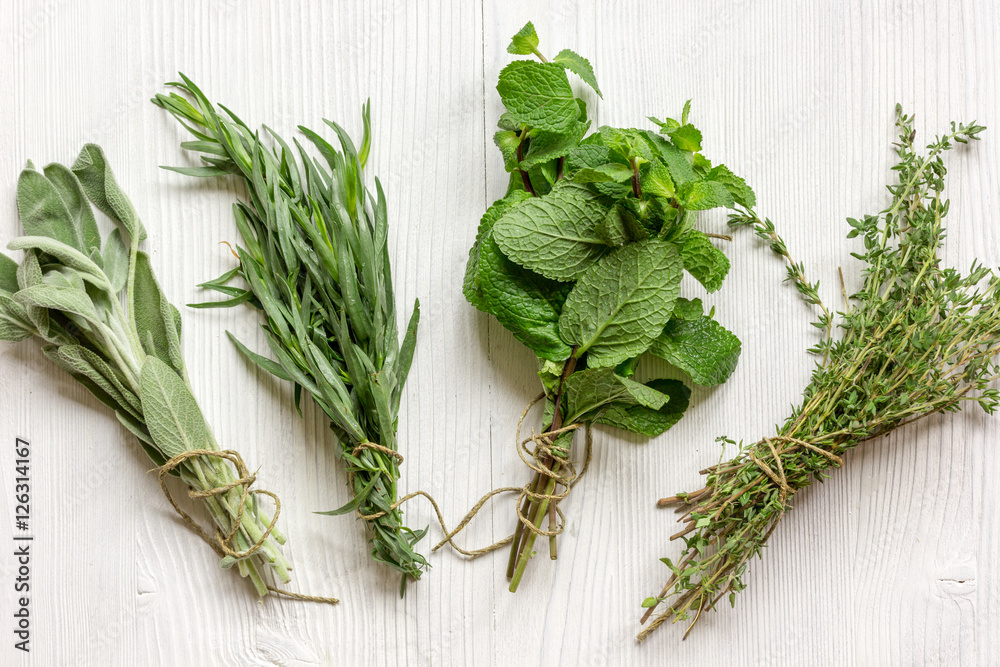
[153,77,425,587]
[463,23,752,590]
[0,145,294,598]
[639,108,991,639]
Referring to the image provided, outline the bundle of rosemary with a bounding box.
[153,77,425,588]
[0,145,294,598]
[639,107,991,639]
[461,24,750,591]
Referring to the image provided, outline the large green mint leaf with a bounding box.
[492,182,609,281]
[563,367,668,423]
[552,49,602,98]
[497,61,579,133]
[571,162,634,184]
[707,164,756,208]
[677,230,730,292]
[559,238,682,367]
[596,378,691,436]
[667,124,703,152]
[643,131,696,187]
[479,237,573,362]
[464,192,532,310]
[508,22,539,55]
[520,119,590,170]
[648,315,741,386]
[680,179,735,211]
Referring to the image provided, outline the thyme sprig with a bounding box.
[639,106,991,639]
[153,76,425,588]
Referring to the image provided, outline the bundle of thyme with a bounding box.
[153,77,425,587]
[0,145,295,598]
[639,107,992,639]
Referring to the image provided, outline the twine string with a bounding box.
[154,448,338,605]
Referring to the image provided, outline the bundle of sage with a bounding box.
[0,145,302,599]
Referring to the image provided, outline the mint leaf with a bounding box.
[681,100,692,124]
[677,230,730,292]
[668,124,703,152]
[559,238,683,367]
[571,162,634,184]
[563,367,668,423]
[644,131,696,187]
[672,297,704,321]
[479,237,573,362]
[494,130,521,172]
[707,164,756,208]
[565,143,610,171]
[648,315,741,386]
[497,61,579,134]
[464,193,532,310]
[596,206,629,247]
[596,378,691,436]
[492,182,610,281]
[680,179,735,210]
[600,127,654,163]
[520,120,590,170]
[641,160,675,198]
[552,48,603,98]
[508,22,540,56]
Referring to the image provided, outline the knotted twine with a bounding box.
[747,435,844,506]
[155,448,339,604]
[344,394,593,559]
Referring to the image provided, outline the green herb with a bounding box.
[639,107,991,639]
[152,76,425,589]
[0,145,293,598]
[464,23,751,591]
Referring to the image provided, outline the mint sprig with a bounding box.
[463,22,752,591]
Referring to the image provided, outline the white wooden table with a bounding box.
[1,1,998,664]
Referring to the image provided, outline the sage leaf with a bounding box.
[648,314,741,386]
[7,236,112,292]
[14,283,99,323]
[492,182,609,281]
[42,163,102,258]
[71,143,146,241]
[0,253,19,293]
[15,167,82,251]
[139,356,213,459]
[132,251,184,373]
[103,228,130,294]
[559,238,683,367]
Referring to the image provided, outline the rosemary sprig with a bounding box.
[639,106,991,639]
[0,145,292,598]
[152,76,425,587]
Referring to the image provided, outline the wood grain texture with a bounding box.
[0,1,997,664]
